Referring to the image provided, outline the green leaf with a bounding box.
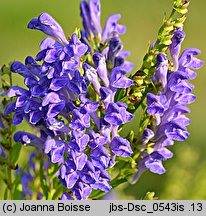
[52,184,63,200]
[175,8,188,14]
[4,188,8,200]
[111,178,127,188]
[162,39,172,46]
[0,170,7,181]
[13,184,22,200]
[0,156,8,164]
[48,163,60,178]
[174,0,182,8]
[119,166,136,178]
[11,143,22,165]
[115,88,126,103]
[174,1,189,14]
[89,189,106,200]
[129,130,135,143]
[174,15,186,27]
[13,167,22,186]
[164,25,174,32]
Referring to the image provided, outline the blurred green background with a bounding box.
[1,0,206,199]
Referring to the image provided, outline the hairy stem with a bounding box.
[7,70,13,199]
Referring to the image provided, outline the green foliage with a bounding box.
[0,64,17,199]
[11,143,22,166]
[144,192,157,200]
[174,0,189,14]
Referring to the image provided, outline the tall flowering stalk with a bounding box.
[4,0,134,199]
[0,0,203,200]
[131,33,203,182]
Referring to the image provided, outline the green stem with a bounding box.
[7,70,13,199]
[169,9,176,19]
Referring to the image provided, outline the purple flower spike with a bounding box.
[105,102,134,126]
[65,33,88,57]
[67,70,87,94]
[164,124,190,141]
[155,53,169,91]
[134,39,203,182]
[47,101,65,118]
[14,131,44,151]
[80,1,95,38]
[110,67,133,89]
[102,14,126,43]
[29,110,45,124]
[147,93,169,115]
[84,63,101,94]
[92,170,112,192]
[44,139,65,163]
[66,150,87,171]
[100,87,113,107]
[169,28,185,71]
[89,0,102,35]
[28,12,68,45]
[70,109,90,131]
[42,92,62,106]
[59,165,79,189]
[59,192,74,200]
[69,130,89,151]
[179,48,204,79]
[141,128,154,147]
[107,37,122,68]
[110,136,133,157]
[145,148,173,174]
[6,4,137,200]
[50,76,69,91]
[79,161,96,185]
[72,181,92,200]
[79,94,99,113]
[46,118,70,133]
[40,37,63,50]
[25,56,42,78]
[90,145,110,170]
[10,61,34,78]
[93,53,109,87]
[62,60,78,73]
[89,130,107,149]
[7,86,29,98]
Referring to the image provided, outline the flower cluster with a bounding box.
[3,0,203,200]
[80,0,126,43]
[5,0,134,200]
[131,28,203,183]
